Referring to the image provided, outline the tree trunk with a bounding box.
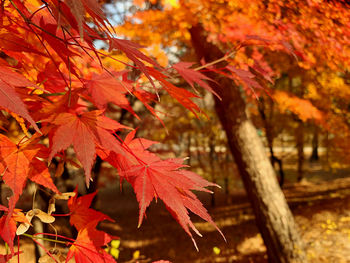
[223,152,231,204]
[309,125,319,162]
[209,136,216,207]
[189,25,306,263]
[295,121,304,182]
[257,97,285,186]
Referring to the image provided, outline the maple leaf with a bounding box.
[55,0,109,39]
[28,158,59,194]
[0,215,16,253]
[38,17,80,78]
[122,159,224,247]
[68,190,113,231]
[110,39,159,87]
[133,87,164,125]
[0,66,40,132]
[104,131,224,248]
[226,65,263,93]
[33,91,81,121]
[173,62,220,98]
[0,33,45,56]
[46,110,128,185]
[37,62,71,93]
[0,206,28,254]
[0,135,57,212]
[84,71,135,114]
[65,0,85,39]
[66,225,116,263]
[98,129,158,172]
[0,205,28,225]
[0,135,55,251]
[82,0,110,31]
[146,67,202,117]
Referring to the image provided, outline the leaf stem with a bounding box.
[21,233,71,245]
[32,238,59,263]
[5,242,8,254]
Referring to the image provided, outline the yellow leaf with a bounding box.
[133,250,140,259]
[111,239,120,248]
[213,246,221,255]
[110,248,120,259]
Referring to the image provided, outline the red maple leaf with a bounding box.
[84,71,135,114]
[0,33,45,56]
[0,206,28,254]
[66,225,115,263]
[173,62,220,98]
[110,39,159,87]
[226,65,263,93]
[37,62,73,93]
[133,87,163,124]
[28,158,60,193]
[68,190,113,231]
[102,131,224,248]
[46,110,128,185]
[146,67,202,117]
[38,17,80,78]
[52,0,109,39]
[123,159,224,248]
[0,66,40,132]
[81,0,109,27]
[0,214,16,252]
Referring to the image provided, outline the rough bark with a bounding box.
[189,25,307,263]
[258,97,285,186]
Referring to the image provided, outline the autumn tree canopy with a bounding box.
[0,0,235,262]
[118,0,350,163]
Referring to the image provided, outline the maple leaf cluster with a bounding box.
[0,0,224,262]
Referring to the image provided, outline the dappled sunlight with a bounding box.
[121,237,162,249]
[236,234,266,255]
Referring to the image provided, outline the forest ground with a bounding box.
[95,150,350,263]
[97,176,350,263]
[3,152,350,262]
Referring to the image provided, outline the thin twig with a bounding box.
[194,50,236,71]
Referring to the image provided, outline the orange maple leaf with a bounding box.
[0,135,58,213]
